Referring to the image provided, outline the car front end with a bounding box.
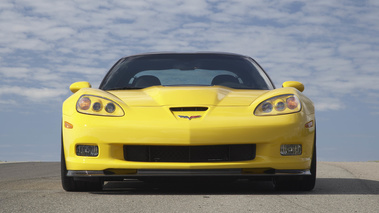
[61,52,316,191]
[62,86,315,178]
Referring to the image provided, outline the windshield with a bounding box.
[99,53,274,90]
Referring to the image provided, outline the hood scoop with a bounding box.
[170,107,208,112]
[170,107,209,120]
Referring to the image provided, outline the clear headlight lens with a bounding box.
[92,102,102,111]
[105,103,116,113]
[254,94,301,116]
[77,97,91,110]
[76,95,124,116]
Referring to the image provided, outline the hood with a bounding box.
[108,86,268,107]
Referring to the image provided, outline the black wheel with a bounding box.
[273,132,316,191]
[61,136,103,192]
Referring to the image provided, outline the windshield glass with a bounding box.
[100,53,274,90]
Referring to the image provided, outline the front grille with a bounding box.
[124,144,256,162]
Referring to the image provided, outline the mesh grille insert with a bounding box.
[124,144,256,162]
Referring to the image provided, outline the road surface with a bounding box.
[0,162,378,212]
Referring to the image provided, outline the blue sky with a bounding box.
[0,0,378,162]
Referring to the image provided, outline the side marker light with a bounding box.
[305,120,314,128]
[64,121,73,129]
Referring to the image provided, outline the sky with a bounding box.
[0,0,378,162]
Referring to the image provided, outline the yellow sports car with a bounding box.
[61,52,316,191]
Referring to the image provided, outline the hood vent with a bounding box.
[170,107,208,112]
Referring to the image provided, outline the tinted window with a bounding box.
[100,53,274,90]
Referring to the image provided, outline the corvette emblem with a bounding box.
[178,115,201,120]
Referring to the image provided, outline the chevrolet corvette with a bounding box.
[61,52,316,191]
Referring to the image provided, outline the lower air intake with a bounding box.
[124,144,256,162]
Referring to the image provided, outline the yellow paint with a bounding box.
[62,84,315,172]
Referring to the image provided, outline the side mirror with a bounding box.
[282,81,304,92]
[69,81,92,93]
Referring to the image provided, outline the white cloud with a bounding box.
[0,67,30,78]
[0,86,67,101]
[0,0,378,113]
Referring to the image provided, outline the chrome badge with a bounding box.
[178,115,201,120]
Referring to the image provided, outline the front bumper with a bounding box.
[62,106,315,173]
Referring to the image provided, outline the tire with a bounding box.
[300,141,317,191]
[61,136,103,192]
[273,131,316,191]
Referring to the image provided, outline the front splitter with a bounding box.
[67,169,310,177]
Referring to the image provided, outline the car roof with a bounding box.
[121,52,251,59]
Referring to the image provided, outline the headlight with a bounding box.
[76,95,124,116]
[254,94,301,116]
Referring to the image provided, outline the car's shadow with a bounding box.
[92,177,379,195]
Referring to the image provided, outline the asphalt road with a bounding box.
[0,162,378,213]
